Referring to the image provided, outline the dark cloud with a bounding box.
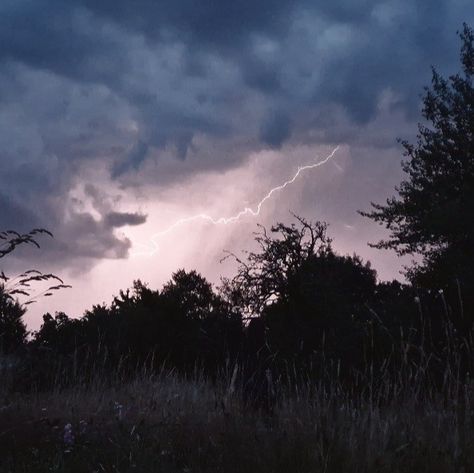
[259,110,291,148]
[104,211,147,228]
[241,55,282,94]
[35,211,136,267]
[0,2,123,84]
[0,0,473,272]
[1,1,471,153]
[0,193,38,231]
[77,0,296,47]
[1,208,137,276]
[112,141,149,178]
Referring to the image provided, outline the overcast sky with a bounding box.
[1,1,473,328]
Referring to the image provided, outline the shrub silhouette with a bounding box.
[0,229,70,355]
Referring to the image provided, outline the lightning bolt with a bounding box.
[132,145,340,256]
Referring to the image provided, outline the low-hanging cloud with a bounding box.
[104,211,148,228]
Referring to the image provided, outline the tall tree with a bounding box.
[360,24,474,286]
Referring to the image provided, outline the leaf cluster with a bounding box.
[361,24,474,281]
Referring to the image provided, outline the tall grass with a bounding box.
[1,289,473,472]
[1,348,474,473]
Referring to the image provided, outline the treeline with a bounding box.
[2,216,473,399]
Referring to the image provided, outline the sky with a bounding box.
[1,1,473,329]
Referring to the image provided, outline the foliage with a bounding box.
[263,251,377,365]
[161,269,227,320]
[221,215,332,317]
[0,285,26,353]
[222,215,379,371]
[360,24,474,286]
[0,229,70,354]
[33,271,242,375]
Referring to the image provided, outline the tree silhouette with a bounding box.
[360,24,474,288]
[161,269,219,320]
[223,215,378,380]
[221,215,332,318]
[33,272,242,375]
[161,270,242,370]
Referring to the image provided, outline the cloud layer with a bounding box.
[0,0,473,275]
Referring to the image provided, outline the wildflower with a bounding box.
[114,401,124,421]
[63,423,75,450]
[414,296,420,303]
[438,288,444,294]
[79,420,87,435]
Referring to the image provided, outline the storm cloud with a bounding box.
[0,0,473,273]
[104,211,147,228]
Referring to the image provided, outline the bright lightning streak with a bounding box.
[132,145,340,256]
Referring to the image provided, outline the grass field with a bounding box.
[1,363,473,473]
